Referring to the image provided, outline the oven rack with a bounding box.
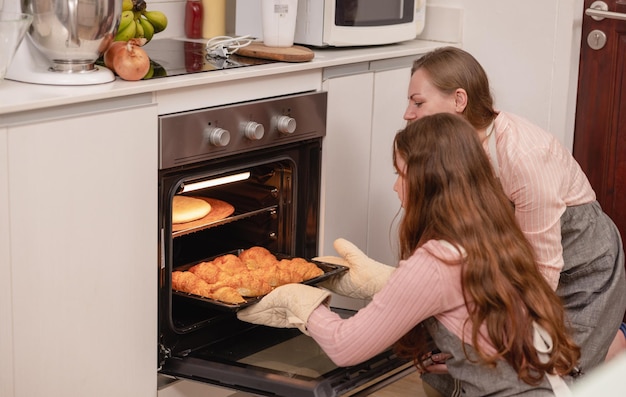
[172,205,277,238]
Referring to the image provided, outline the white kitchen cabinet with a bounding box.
[0,126,13,397]
[367,58,415,264]
[0,95,158,397]
[320,57,414,266]
[320,66,374,257]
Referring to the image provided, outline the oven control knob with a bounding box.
[276,116,296,134]
[242,121,265,140]
[204,127,230,147]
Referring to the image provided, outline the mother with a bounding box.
[402,46,626,395]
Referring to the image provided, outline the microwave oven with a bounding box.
[235,0,426,47]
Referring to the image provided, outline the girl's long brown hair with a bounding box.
[392,113,580,385]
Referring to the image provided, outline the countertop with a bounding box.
[0,38,447,116]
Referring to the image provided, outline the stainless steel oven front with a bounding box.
[157,91,412,397]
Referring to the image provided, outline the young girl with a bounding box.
[238,113,581,396]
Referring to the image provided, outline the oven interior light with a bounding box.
[180,172,251,193]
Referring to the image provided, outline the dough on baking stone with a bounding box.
[172,196,212,224]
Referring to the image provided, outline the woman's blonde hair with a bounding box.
[392,113,580,385]
[411,46,498,130]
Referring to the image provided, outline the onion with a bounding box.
[98,32,114,55]
[112,41,151,81]
[103,41,126,70]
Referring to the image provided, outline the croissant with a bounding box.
[188,261,220,283]
[213,254,248,274]
[289,257,325,280]
[172,270,246,304]
[172,247,324,304]
[213,273,272,297]
[239,246,277,269]
[172,271,214,299]
[210,286,246,304]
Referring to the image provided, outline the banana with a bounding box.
[143,10,167,33]
[142,63,154,80]
[117,10,134,33]
[134,0,147,13]
[114,17,136,41]
[139,16,154,42]
[134,19,144,38]
[122,0,133,12]
[151,60,167,77]
[117,0,167,42]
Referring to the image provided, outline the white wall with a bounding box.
[425,0,585,150]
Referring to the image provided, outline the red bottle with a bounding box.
[185,0,203,39]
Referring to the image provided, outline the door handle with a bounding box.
[586,1,626,21]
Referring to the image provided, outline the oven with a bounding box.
[157,91,412,397]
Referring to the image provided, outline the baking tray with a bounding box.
[172,249,348,311]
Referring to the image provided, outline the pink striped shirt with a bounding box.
[488,112,595,289]
[307,240,492,367]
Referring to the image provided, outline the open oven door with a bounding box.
[158,308,414,397]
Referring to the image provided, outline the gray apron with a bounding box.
[421,317,571,396]
[558,200,626,370]
[488,122,626,370]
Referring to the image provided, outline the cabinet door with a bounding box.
[321,61,412,265]
[5,101,157,397]
[0,126,14,397]
[321,61,412,310]
[321,70,374,310]
[321,71,375,255]
[368,65,412,266]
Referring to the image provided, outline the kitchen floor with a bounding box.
[369,371,428,397]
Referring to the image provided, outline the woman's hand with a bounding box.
[421,351,452,374]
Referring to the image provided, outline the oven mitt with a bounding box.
[315,238,395,300]
[237,283,330,335]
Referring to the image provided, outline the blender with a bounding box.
[4,0,120,85]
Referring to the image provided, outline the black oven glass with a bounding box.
[335,0,414,26]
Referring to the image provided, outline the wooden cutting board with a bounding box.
[237,42,315,62]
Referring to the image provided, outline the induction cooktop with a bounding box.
[141,38,276,79]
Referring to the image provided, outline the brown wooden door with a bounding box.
[573,0,626,244]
